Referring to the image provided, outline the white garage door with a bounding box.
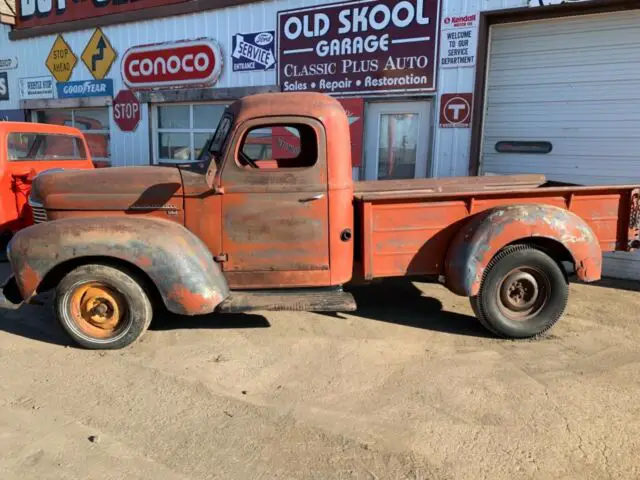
[481,10,640,280]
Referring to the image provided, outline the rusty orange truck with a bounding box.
[1,92,639,349]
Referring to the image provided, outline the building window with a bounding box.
[154,103,229,163]
[35,108,111,166]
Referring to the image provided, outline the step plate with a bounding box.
[217,290,357,314]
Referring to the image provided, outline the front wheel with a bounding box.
[55,264,153,349]
[471,245,569,339]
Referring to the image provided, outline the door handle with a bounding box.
[299,193,325,202]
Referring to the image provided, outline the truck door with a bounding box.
[219,117,330,289]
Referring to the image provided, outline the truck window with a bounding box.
[237,124,317,170]
[7,132,88,161]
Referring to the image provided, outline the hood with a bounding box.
[31,166,184,212]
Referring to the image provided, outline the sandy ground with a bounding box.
[0,264,638,480]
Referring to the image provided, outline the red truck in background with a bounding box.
[1,92,640,350]
[0,122,95,255]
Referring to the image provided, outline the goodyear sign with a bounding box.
[56,79,114,99]
[46,35,77,82]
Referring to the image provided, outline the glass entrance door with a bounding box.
[364,101,431,180]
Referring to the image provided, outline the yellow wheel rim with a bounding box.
[69,283,127,339]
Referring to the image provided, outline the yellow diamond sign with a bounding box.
[46,34,77,82]
[82,28,116,81]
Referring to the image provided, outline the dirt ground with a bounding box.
[0,265,639,480]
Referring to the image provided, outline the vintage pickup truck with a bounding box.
[0,122,95,256]
[1,92,639,349]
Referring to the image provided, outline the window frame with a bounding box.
[6,131,88,162]
[32,107,111,164]
[235,123,318,171]
[152,102,230,164]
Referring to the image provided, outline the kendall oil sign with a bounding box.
[277,0,441,96]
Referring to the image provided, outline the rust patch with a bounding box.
[167,284,223,315]
[19,263,41,300]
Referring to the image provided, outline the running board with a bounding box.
[217,289,357,314]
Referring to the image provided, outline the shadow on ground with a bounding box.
[0,301,74,347]
[340,279,494,339]
[150,312,271,331]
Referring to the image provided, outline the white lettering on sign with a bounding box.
[114,102,139,120]
[447,102,466,120]
[121,39,222,89]
[127,53,209,77]
[62,81,107,95]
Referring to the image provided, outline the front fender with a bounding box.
[7,216,229,315]
[444,204,602,297]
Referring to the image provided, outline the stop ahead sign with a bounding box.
[113,89,141,132]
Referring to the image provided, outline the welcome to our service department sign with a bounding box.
[277,0,441,96]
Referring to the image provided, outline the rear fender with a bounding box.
[7,216,229,315]
[444,204,602,297]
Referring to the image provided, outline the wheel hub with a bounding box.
[70,283,126,338]
[498,268,548,321]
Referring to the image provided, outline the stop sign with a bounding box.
[113,89,141,132]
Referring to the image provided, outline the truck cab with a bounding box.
[185,92,355,289]
[0,122,94,251]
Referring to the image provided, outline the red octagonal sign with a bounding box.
[113,89,141,132]
[121,38,223,90]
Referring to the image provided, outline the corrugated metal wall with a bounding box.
[0,0,527,171]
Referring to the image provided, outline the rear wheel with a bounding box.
[55,264,153,350]
[470,245,568,339]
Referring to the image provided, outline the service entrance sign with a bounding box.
[439,13,478,69]
[277,0,441,96]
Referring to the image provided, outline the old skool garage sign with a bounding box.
[121,38,223,89]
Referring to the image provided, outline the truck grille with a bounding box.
[29,198,48,224]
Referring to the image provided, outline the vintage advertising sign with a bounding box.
[56,80,114,99]
[0,73,8,102]
[121,38,223,90]
[113,90,141,132]
[439,93,473,128]
[277,0,441,96]
[46,35,77,83]
[439,13,478,69]
[17,0,191,30]
[19,76,55,100]
[82,28,117,80]
[232,31,276,72]
[0,57,18,70]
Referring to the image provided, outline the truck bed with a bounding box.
[354,178,640,281]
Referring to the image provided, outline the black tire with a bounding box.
[55,264,153,350]
[470,245,568,339]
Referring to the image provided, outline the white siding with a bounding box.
[481,10,640,279]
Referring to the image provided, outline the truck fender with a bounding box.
[444,204,602,297]
[6,216,230,315]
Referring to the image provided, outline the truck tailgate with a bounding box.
[356,184,640,281]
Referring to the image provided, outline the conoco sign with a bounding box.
[121,39,223,90]
[277,0,440,96]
